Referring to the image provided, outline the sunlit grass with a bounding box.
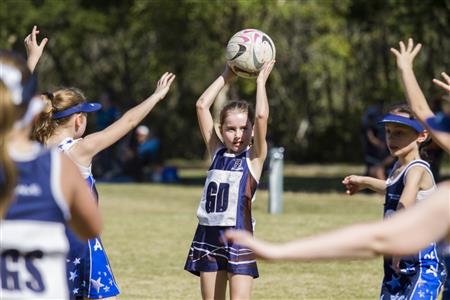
[97,165,388,299]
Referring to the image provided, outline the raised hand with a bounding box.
[342,175,366,195]
[390,38,422,72]
[24,25,48,72]
[432,72,450,94]
[257,59,276,85]
[153,72,176,101]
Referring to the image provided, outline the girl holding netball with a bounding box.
[226,39,450,299]
[184,60,275,300]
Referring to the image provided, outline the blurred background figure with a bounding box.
[123,125,162,182]
[361,104,395,180]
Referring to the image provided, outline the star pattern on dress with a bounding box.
[72,288,79,295]
[73,257,81,265]
[386,275,401,289]
[69,270,78,281]
[416,277,426,288]
[425,265,438,277]
[417,290,425,298]
[90,277,105,293]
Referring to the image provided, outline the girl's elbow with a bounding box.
[255,112,269,121]
[196,99,208,110]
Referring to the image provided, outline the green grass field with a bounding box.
[96,165,397,299]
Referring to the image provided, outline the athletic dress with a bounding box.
[185,147,259,278]
[437,242,450,299]
[380,159,445,299]
[2,145,70,299]
[58,137,120,299]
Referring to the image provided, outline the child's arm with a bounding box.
[396,167,429,210]
[24,25,48,73]
[433,72,450,93]
[390,39,450,152]
[196,65,235,158]
[225,182,450,260]
[249,60,275,177]
[71,72,175,164]
[61,154,102,240]
[342,175,386,195]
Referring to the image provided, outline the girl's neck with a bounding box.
[46,128,76,147]
[397,150,421,166]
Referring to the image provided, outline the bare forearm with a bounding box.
[196,75,228,110]
[27,56,39,73]
[362,177,386,194]
[399,67,434,121]
[273,224,378,260]
[121,94,161,129]
[255,82,269,119]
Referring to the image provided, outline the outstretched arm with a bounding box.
[72,72,175,163]
[24,25,48,73]
[196,65,235,158]
[249,60,275,177]
[342,175,386,195]
[225,182,450,260]
[390,39,450,152]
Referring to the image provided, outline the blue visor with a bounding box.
[378,114,425,132]
[426,113,450,133]
[52,102,102,119]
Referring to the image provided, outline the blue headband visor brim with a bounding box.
[378,114,425,132]
[52,102,102,119]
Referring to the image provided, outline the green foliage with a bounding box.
[1,0,449,162]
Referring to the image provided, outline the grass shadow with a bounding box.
[179,174,348,193]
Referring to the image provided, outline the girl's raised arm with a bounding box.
[72,72,175,163]
[24,25,48,73]
[390,39,450,152]
[250,60,275,175]
[225,182,450,260]
[196,65,235,158]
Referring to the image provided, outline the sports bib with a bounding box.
[197,169,243,226]
[0,221,69,299]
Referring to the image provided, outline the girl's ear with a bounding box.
[417,130,429,143]
[74,113,83,131]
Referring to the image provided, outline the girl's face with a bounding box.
[220,111,253,154]
[384,122,419,157]
[74,112,87,138]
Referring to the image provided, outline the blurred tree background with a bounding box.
[1,0,449,163]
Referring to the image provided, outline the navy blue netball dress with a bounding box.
[58,137,120,299]
[185,147,259,278]
[2,145,70,299]
[380,159,445,299]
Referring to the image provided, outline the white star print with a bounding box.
[90,277,105,293]
[69,270,78,281]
